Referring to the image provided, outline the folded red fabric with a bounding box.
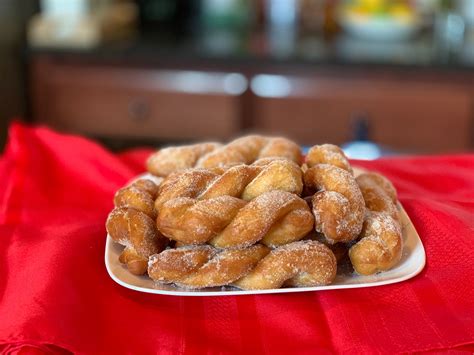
[0,123,473,354]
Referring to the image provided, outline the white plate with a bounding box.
[339,12,421,41]
[105,169,426,296]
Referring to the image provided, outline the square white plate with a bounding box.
[105,169,426,296]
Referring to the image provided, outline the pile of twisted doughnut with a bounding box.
[106,135,403,290]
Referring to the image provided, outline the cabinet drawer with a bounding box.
[32,61,246,140]
[252,75,472,153]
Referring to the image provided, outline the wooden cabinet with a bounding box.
[30,56,474,153]
[251,75,473,153]
[31,58,246,140]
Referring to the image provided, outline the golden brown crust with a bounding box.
[197,135,303,168]
[235,241,337,290]
[148,244,271,289]
[147,142,222,177]
[349,212,402,275]
[148,241,336,290]
[306,144,353,173]
[305,231,349,263]
[157,196,246,245]
[146,135,302,177]
[349,172,403,275]
[156,190,314,248]
[257,137,302,164]
[197,135,266,168]
[154,158,303,210]
[118,247,149,275]
[304,164,365,243]
[106,207,168,275]
[357,173,398,219]
[114,179,160,218]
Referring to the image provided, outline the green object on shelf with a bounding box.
[201,0,252,28]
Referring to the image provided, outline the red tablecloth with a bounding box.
[0,123,473,354]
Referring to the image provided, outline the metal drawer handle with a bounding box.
[128,99,150,122]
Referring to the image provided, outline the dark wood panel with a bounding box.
[252,77,472,153]
[31,59,243,140]
[30,56,474,152]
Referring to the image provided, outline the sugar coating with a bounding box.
[114,181,158,217]
[211,190,313,248]
[349,172,403,275]
[106,206,168,275]
[148,241,336,290]
[156,157,303,208]
[306,144,353,173]
[157,189,313,248]
[305,164,365,243]
[190,135,301,169]
[147,142,222,177]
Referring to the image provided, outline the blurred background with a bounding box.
[1,0,474,158]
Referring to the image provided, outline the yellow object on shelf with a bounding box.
[344,0,415,18]
[338,0,421,40]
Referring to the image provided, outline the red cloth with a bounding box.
[0,122,473,354]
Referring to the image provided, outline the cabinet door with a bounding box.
[31,58,247,140]
[251,75,472,153]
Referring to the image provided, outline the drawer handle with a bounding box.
[128,99,150,122]
[350,111,371,141]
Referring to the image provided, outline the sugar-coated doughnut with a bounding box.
[156,190,314,248]
[304,164,365,243]
[147,135,302,177]
[148,241,336,290]
[349,173,403,275]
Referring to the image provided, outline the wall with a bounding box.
[0,0,37,151]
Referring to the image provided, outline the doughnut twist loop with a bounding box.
[156,190,314,248]
[107,179,168,275]
[306,144,353,174]
[197,135,302,169]
[147,135,302,176]
[155,158,303,210]
[106,207,168,275]
[304,164,365,243]
[148,241,336,290]
[356,173,398,220]
[147,142,221,177]
[148,244,270,289]
[349,173,403,275]
[114,178,161,218]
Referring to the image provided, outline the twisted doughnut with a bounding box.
[154,158,303,210]
[146,135,302,177]
[304,164,365,243]
[147,142,222,177]
[148,241,336,290]
[107,178,168,275]
[114,178,161,218]
[156,190,314,248]
[349,173,403,275]
[197,135,302,169]
[234,241,337,290]
[148,244,271,289]
[306,144,353,173]
[106,207,168,275]
[356,173,399,221]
